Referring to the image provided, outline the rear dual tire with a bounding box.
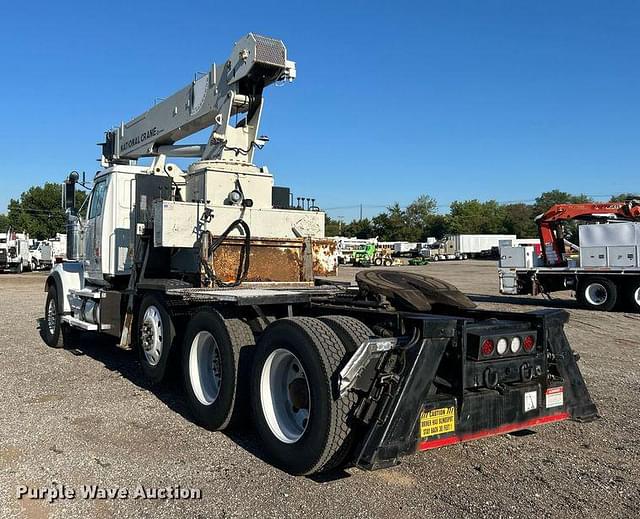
[181,308,255,430]
[137,295,177,384]
[250,317,364,475]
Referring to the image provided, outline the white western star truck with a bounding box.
[36,233,67,269]
[0,231,34,272]
[43,34,597,475]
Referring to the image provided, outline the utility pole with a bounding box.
[359,204,363,221]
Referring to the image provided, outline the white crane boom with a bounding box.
[101,33,296,165]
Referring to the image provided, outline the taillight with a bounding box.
[523,335,535,352]
[496,338,508,355]
[481,339,495,357]
[510,337,521,353]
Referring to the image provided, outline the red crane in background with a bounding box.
[536,200,640,267]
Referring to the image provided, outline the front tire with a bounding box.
[577,277,618,311]
[42,285,66,348]
[182,309,255,430]
[251,317,356,475]
[137,295,176,384]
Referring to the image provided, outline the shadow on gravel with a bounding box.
[36,317,191,424]
[36,317,349,481]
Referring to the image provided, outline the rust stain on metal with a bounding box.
[208,236,336,283]
[212,237,303,283]
[311,239,337,277]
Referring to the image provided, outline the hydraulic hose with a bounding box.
[200,219,251,288]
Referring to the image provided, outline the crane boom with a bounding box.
[536,201,640,266]
[101,33,296,165]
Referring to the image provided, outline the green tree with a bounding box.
[0,213,9,232]
[405,195,446,241]
[610,193,639,202]
[342,218,373,239]
[325,215,342,237]
[533,190,592,215]
[372,203,408,241]
[6,182,86,240]
[447,199,507,234]
[502,203,537,238]
[424,214,449,240]
[369,196,440,241]
[405,196,437,229]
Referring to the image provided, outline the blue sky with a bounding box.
[0,1,637,221]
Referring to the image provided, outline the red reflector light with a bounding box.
[523,335,535,352]
[481,339,495,356]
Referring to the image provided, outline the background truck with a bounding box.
[42,33,597,475]
[0,231,34,272]
[332,237,377,264]
[427,234,517,261]
[331,237,395,266]
[499,202,640,312]
[36,234,67,269]
[350,243,395,267]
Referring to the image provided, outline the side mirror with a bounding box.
[63,171,79,212]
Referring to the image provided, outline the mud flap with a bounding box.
[541,309,599,422]
[353,317,456,470]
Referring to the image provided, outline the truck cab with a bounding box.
[81,166,149,284]
[0,231,32,272]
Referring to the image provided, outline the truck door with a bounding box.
[84,177,109,281]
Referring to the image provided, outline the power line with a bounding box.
[324,193,621,214]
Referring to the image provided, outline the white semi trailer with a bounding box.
[424,234,516,261]
[42,33,596,475]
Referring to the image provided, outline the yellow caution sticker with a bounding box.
[420,406,455,439]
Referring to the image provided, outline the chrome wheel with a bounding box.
[141,305,163,366]
[585,283,608,306]
[47,298,57,335]
[634,286,640,307]
[260,348,310,444]
[188,331,222,406]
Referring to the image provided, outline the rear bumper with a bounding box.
[419,411,569,451]
[352,309,598,471]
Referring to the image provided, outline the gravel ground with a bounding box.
[0,261,638,518]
